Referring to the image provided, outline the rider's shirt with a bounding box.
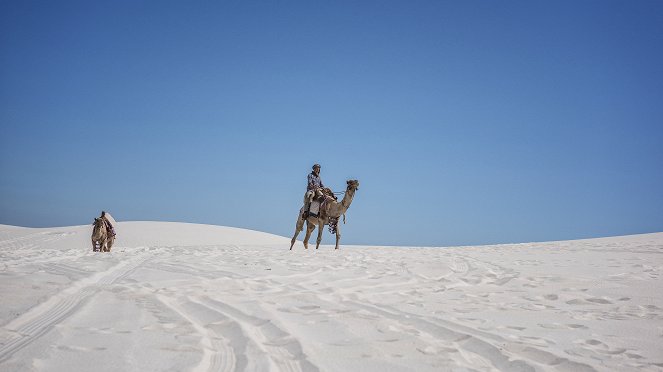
[307,172,324,191]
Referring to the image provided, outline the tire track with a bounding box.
[331,292,596,372]
[275,277,595,372]
[198,296,320,372]
[157,295,236,372]
[453,253,520,286]
[341,300,535,371]
[0,254,149,363]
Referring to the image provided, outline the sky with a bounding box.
[1,1,662,247]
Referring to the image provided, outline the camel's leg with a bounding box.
[290,212,305,250]
[303,220,315,250]
[108,236,114,252]
[92,238,96,252]
[290,229,300,250]
[335,223,341,250]
[315,221,324,250]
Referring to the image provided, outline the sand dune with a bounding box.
[1,222,662,371]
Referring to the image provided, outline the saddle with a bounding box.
[304,188,337,218]
[103,219,116,237]
[320,187,337,201]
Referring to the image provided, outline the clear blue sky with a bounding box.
[1,1,662,246]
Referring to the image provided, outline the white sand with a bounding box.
[1,222,662,371]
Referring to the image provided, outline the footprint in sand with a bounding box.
[506,326,526,331]
[570,338,627,356]
[487,275,516,286]
[562,287,589,292]
[519,336,554,347]
[55,345,107,352]
[566,298,614,305]
[586,298,612,304]
[538,323,588,330]
[449,258,469,274]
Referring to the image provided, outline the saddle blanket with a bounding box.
[309,201,320,215]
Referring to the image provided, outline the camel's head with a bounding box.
[346,179,359,191]
[92,218,103,237]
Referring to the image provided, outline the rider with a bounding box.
[303,164,324,218]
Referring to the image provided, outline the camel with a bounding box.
[290,179,359,250]
[91,218,115,252]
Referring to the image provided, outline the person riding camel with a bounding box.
[100,211,117,237]
[303,164,325,219]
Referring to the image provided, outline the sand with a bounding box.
[1,221,661,371]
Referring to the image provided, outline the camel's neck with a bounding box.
[340,188,355,210]
[327,188,356,217]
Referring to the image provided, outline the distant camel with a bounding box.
[92,218,114,252]
[290,180,359,250]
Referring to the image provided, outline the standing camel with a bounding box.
[91,218,115,252]
[290,179,359,250]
